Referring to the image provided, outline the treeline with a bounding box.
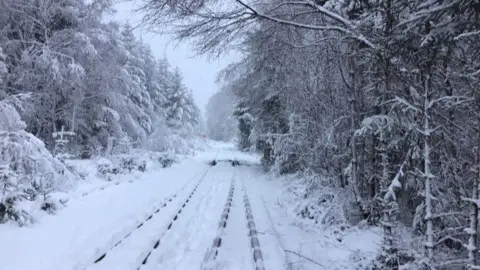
[205,90,236,142]
[140,0,480,269]
[0,0,200,156]
[0,0,200,225]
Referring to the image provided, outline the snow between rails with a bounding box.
[201,169,236,269]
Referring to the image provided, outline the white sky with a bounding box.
[108,0,235,115]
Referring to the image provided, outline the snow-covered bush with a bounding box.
[100,150,177,177]
[94,157,119,181]
[0,164,31,225]
[65,156,117,184]
[283,172,351,229]
[156,153,176,168]
[66,149,178,190]
[124,150,177,170]
[0,96,76,225]
[295,187,350,228]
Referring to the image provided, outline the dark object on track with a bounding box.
[0,203,5,221]
[209,160,217,166]
[231,160,241,166]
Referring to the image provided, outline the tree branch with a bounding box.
[284,249,325,268]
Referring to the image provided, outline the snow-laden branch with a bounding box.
[454,30,480,40]
[427,96,473,109]
[354,115,395,137]
[261,0,357,28]
[416,125,442,137]
[462,197,480,208]
[398,0,461,28]
[384,146,414,201]
[468,69,480,77]
[392,96,421,113]
[233,0,375,49]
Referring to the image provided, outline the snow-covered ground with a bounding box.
[0,142,381,270]
[245,168,382,270]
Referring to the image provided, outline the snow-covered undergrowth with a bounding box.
[0,155,212,270]
[0,106,207,228]
[0,130,77,225]
[65,150,178,195]
[0,97,77,225]
[254,169,382,269]
[38,142,210,225]
[0,146,181,227]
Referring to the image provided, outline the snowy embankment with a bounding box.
[202,144,382,269]
[243,166,382,270]
[64,151,176,200]
[0,150,212,270]
[0,141,210,270]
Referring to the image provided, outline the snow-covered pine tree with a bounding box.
[0,94,74,224]
[232,100,253,151]
[0,164,23,224]
[165,68,187,131]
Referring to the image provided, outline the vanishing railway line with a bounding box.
[85,156,270,270]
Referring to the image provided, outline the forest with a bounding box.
[181,0,480,269]
[2,0,480,269]
[0,0,201,226]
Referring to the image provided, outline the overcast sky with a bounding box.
[108,0,235,115]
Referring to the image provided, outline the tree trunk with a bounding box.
[423,74,435,265]
[349,57,363,208]
[467,162,479,268]
[380,0,395,257]
[467,95,480,269]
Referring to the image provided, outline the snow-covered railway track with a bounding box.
[136,173,207,269]
[91,190,179,263]
[84,165,212,270]
[200,167,260,270]
[138,164,235,270]
[241,174,266,270]
[201,170,237,269]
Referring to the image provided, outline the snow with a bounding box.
[0,142,382,270]
[385,173,402,201]
[0,155,210,270]
[206,172,256,270]
[243,166,382,270]
[88,164,214,270]
[141,163,233,270]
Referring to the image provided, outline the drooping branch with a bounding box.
[139,0,376,55]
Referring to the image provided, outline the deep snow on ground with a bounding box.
[0,141,381,270]
[244,167,382,269]
[0,155,211,270]
[211,173,255,270]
